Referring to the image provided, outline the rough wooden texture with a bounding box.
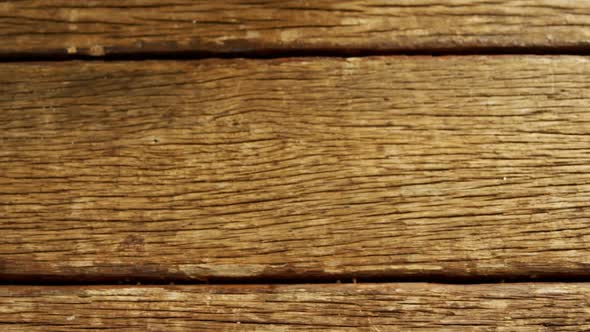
[3,0,590,57]
[1,283,590,331]
[2,56,590,281]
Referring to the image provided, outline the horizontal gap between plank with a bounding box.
[2,274,590,286]
[3,46,590,62]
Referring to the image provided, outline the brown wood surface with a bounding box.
[2,283,590,331]
[3,0,590,57]
[2,56,590,281]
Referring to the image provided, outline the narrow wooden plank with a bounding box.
[3,0,590,57]
[2,56,590,281]
[1,283,589,331]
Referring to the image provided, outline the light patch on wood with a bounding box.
[67,9,79,22]
[88,45,105,56]
[246,31,260,39]
[178,264,267,278]
[280,30,299,43]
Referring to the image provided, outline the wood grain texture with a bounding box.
[2,283,590,331]
[2,56,590,281]
[3,0,590,57]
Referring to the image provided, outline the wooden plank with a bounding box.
[1,283,589,331]
[2,56,590,281]
[3,1,590,57]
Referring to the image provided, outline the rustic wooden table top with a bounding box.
[2,1,590,330]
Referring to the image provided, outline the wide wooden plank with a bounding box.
[2,56,590,281]
[3,1,590,57]
[1,283,589,331]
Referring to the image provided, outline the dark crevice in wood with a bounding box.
[2,273,590,286]
[2,46,590,62]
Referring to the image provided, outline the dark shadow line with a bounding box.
[2,46,590,62]
[2,273,590,286]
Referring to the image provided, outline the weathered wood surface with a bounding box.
[2,56,590,281]
[1,283,590,331]
[3,0,590,57]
